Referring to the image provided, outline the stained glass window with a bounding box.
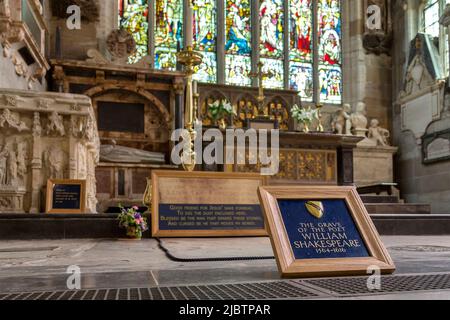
[289,0,313,101]
[422,0,450,76]
[318,0,342,103]
[225,0,252,86]
[119,0,149,64]
[424,0,440,38]
[117,0,344,104]
[260,0,284,89]
[154,0,183,70]
[193,0,217,83]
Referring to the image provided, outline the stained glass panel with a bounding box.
[289,0,313,63]
[424,0,440,38]
[318,0,342,103]
[225,55,252,86]
[225,0,252,86]
[193,0,217,83]
[289,62,313,101]
[194,52,217,83]
[119,0,149,64]
[154,0,183,71]
[318,0,341,66]
[319,65,342,103]
[261,58,284,89]
[260,0,284,59]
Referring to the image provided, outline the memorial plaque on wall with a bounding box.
[258,186,395,278]
[152,171,267,237]
[46,179,86,214]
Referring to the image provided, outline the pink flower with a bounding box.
[132,206,139,211]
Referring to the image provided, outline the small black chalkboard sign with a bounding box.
[46,180,86,213]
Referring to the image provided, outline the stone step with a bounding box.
[365,203,431,215]
[372,214,450,235]
[361,195,400,204]
[1,212,448,239]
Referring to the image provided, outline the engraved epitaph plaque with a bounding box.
[152,171,267,237]
[46,180,87,214]
[97,101,145,133]
[258,186,395,278]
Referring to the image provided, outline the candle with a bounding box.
[192,80,198,95]
[185,1,193,48]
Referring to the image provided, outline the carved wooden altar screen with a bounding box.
[199,84,298,130]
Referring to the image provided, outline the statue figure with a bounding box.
[17,141,27,178]
[44,146,66,179]
[100,141,166,164]
[0,109,29,132]
[351,102,369,137]
[32,112,42,137]
[331,104,352,135]
[47,111,65,136]
[368,119,391,146]
[6,148,17,186]
[0,145,8,185]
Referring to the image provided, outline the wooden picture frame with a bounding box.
[152,170,267,237]
[46,179,87,214]
[258,186,395,278]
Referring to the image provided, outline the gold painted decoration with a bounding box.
[305,201,324,219]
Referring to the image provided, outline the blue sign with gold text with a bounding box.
[277,199,369,259]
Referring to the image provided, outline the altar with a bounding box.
[215,131,362,186]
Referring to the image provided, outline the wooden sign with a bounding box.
[151,171,267,237]
[258,186,395,278]
[46,179,86,214]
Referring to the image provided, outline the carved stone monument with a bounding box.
[351,102,369,138]
[100,142,165,164]
[331,104,352,135]
[352,115,398,186]
[0,89,100,213]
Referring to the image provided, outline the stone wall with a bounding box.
[0,42,46,91]
[0,89,99,213]
[342,0,392,130]
[0,0,49,91]
[391,0,450,213]
[45,0,117,60]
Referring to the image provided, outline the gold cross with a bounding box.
[250,61,273,111]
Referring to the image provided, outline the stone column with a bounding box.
[217,0,225,84]
[251,0,260,87]
[29,112,42,214]
[68,115,77,179]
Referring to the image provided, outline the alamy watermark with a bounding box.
[367,5,383,31]
[171,124,280,176]
[66,5,81,30]
[367,265,382,291]
[66,265,81,290]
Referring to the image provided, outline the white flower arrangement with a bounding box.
[291,105,319,132]
[208,99,236,123]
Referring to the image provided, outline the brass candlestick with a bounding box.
[177,46,203,172]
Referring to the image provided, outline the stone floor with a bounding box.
[1,236,450,299]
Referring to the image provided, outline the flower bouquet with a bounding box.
[291,105,318,133]
[208,99,235,129]
[117,205,149,239]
